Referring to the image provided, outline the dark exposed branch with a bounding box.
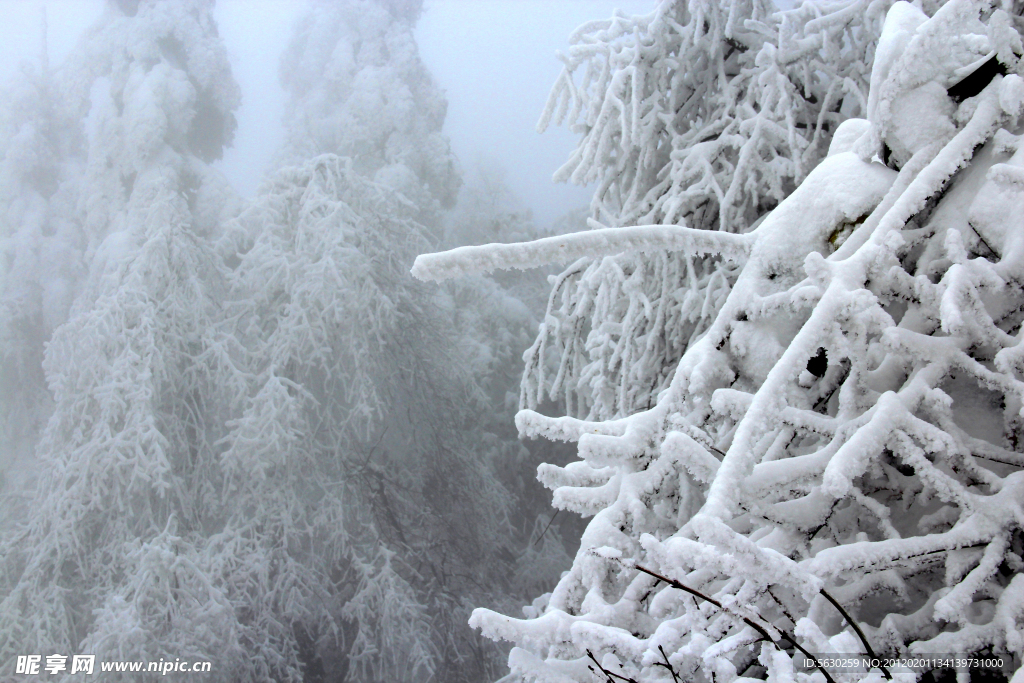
[947,55,1007,103]
[635,565,836,683]
[533,510,559,547]
[967,221,1000,260]
[819,588,891,679]
[655,645,681,683]
[586,650,639,683]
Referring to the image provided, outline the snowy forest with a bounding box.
[3,0,1024,682]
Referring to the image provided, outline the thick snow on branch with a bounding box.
[412,221,751,282]
[466,0,897,423]
[540,0,889,231]
[468,2,1024,682]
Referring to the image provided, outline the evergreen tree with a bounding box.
[276,0,459,217]
[0,51,85,493]
[214,3,577,679]
[0,0,246,674]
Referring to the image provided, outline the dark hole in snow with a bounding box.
[807,347,827,378]
[894,460,915,477]
[947,55,1008,104]
[881,143,898,171]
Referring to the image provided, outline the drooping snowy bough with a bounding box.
[416,1,1024,681]
[510,0,895,423]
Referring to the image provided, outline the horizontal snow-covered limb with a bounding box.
[551,472,622,516]
[537,461,614,492]
[575,405,666,469]
[803,514,1000,579]
[411,221,751,282]
[469,606,579,652]
[667,514,825,601]
[515,409,629,442]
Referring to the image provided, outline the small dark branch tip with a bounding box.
[634,566,836,683]
[819,588,892,679]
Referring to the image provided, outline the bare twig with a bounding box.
[635,565,836,683]
[655,645,681,683]
[533,510,559,547]
[819,588,891,679]
[358,425,389,470]
[586,650,639,683]
[967,221,1000,260]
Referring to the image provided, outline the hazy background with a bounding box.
[2,0,653,227]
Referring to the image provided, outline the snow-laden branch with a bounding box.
[411,220,751,282]
[472,4,1024,682]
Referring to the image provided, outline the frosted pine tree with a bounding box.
[416,0,1024,681]
[0,0,251,675]
[214,1,563,680]
[276,0,459,217]
[0,45,85,492]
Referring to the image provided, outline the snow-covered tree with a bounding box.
[0,0,249,673]
[1,0,577,679]
[416,0,1024,681]
[201,1,572,680]
[221,150,525,682]
[276,0,459,218]
[521,0,909,423]
[0,20,89,492]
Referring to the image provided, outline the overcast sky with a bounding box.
[415,0,653,224]
[1,0,653,226]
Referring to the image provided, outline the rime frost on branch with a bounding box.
[501,0,899,422]
[541,0,891,232]
[411,221,751,282]
[418,0,1024,681]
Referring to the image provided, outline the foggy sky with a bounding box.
[1,0,653,227]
